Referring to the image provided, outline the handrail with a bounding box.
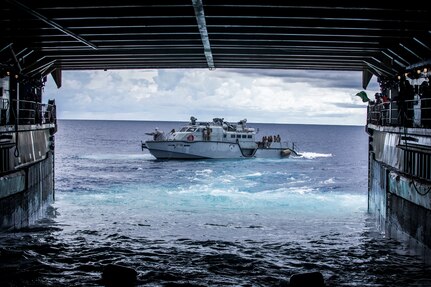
[367,97,431,128]
[0,98,9,110]
[6,99,57,125]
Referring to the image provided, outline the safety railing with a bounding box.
[0,99,55,126]
[367,97,431,128]
[0,98,9,110]
[0,98,10,126]
[9,99,56,125]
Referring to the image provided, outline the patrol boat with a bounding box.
[142,117,298,159]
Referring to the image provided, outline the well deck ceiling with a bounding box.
[1,0,430,82]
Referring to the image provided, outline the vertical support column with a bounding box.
[0,76,10,125]
[9,75,18,125]
[389,87,399,125]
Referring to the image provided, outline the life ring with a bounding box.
[187,134,194,141]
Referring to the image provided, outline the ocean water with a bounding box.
[1,119,431,286]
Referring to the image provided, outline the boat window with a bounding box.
[242,135,247,138]
[231,134,235,138]
[237,134,241,138]
[187,127,196,132]
[247,135,252,138]
[180,127,188,132]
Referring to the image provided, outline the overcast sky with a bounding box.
[43,68,379,125]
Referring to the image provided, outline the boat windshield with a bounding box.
[179,127,197,132]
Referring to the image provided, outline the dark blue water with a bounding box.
[1,120,431,286]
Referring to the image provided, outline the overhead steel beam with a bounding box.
[0,44,13,54]
[370,57,398,74]
[1,2,430,78]
[6,0,98,50]
[381,51,406,69]
[50,68,62,89]
[27,59,57,78]
[363,62,385,77]
[9,45,22,72]
[363,58,396,77]
[386,48,411,67]
[413,37,431,52]
[362,69,373,89]
[399,43,423,61]
[191,0,215,70]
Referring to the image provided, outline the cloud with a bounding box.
[153,69,185,91]
[227,68,379,90]
[43,68,379,125]
[332,102,368,109]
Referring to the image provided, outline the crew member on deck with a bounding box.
[154,128,164,141]
[206,127,211,141]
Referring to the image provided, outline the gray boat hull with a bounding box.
[145,140,295,159]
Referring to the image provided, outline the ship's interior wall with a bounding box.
[0,153,54,229]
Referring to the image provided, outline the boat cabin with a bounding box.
[168,118,257,144]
